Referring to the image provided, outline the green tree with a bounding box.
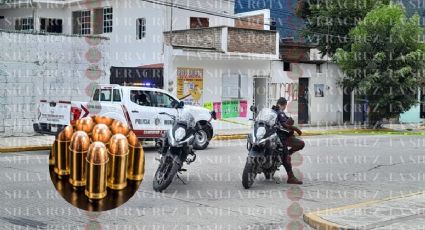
[335,4,425,127]
[296,0,389,57]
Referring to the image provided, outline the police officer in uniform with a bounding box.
[273,97,304,184]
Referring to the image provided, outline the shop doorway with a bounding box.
[298,78,309,124]
[343,87,352,123]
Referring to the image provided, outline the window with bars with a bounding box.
[15,18,34,31]
[72,10,91,35]
[137,18,146,40]
[103,7,113,33]
[81,10,91,35]
[40,18,63,33]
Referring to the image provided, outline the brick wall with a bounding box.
[164,27,223,51]
[0,30,110,136]
[235,14,265,30]
[281,47,310,62]
[227,28,276,54]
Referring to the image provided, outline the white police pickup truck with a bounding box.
[34,84,216,150]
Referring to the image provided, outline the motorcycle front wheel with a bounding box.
[242,160,257,189]
[264,170,276,180]
[153,155,180,192]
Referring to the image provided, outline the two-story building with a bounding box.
[229,8,346,125]
[0,0,280,125]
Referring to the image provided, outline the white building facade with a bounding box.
[0,0,345,129]
[0,0,281,123]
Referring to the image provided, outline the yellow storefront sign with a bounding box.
[177,67,203,106]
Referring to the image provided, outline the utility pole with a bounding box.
[170,0,173,46]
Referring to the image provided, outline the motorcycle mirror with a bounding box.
[177,101,184,109]
[250,106,257,113]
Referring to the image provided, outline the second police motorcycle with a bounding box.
[242,107,292,189]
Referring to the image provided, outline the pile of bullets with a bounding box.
[49,115,145,200]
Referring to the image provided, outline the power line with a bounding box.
[140,0,357,40]
[153,0,363,40]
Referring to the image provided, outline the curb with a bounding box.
[303,191,425,230]
[213,134,248,140]
[0,145,51,153]
[218,119,252,126]
[0,134,251,152]
[2,130,425,153]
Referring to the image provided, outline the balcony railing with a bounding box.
[164,26,278,55]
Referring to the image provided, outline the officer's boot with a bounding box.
[282,155,303,185]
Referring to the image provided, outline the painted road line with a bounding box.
[303,191,425,230]
[218,119,252,126]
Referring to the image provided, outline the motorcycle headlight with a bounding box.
[174,127,186,142]
[256,127,266,140]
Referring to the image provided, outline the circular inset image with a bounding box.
[49,116,145,211]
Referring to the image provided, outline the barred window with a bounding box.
[137,18,146,40]
[15,18,34,31]
[72,10,91,35]
[103,7,113,33]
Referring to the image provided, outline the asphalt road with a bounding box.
[1,135,425,229]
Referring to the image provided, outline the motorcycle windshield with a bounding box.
[256,108,278,127]
[177,110,196,128]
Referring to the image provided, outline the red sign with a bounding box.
[239,100,247,117]
[213,102,221,119]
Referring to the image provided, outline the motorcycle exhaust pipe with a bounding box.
[107,134,129,190]
[85,142,109,200]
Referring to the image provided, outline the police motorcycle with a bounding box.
[153,102,198,192]
[242,107,292,189]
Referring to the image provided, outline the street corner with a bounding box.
[303,191,425,230]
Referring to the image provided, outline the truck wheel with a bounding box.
[193,122,212,150]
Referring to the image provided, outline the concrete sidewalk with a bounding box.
[0,119,251,153]
[0,120,424,153]
[304,191,425,230]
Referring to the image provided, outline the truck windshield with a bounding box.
[130,90,177,108]
[93,89,113,101]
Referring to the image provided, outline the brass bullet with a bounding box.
[75,117,95,134]
[91,124,112,143]
[49,141,56,165]
[93,115,114,126]
[62,125,74,140]
[69,131,90,187]
[127,131,139,146]
[107,134,129,190]
[54,126,73,176]
[110,120,130,136]
[85,142,109,200]
[127,142,145,181]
